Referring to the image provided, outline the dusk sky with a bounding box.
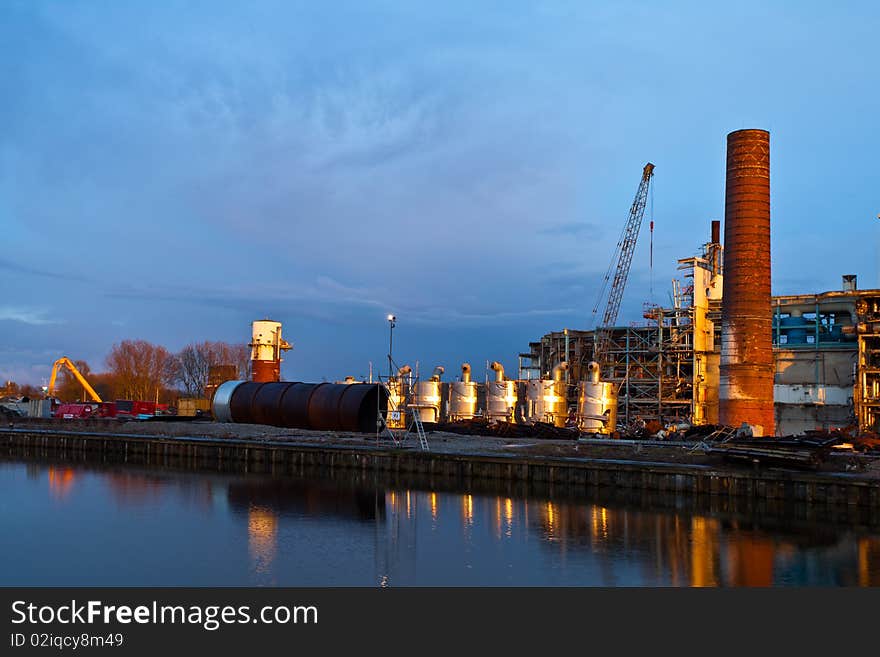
[2,1,878,386]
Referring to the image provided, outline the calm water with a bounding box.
[2,460,879,586]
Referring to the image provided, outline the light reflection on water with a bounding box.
[2,461,880,586]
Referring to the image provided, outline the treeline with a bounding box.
[37,340,249,404]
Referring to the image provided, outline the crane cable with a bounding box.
[649,180,654,303]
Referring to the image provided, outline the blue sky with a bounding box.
[2,0,878,386]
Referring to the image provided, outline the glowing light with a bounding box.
[430,492,438,521]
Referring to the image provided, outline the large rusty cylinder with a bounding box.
[212,381,388,433]
[250,381,296,426]
[719,129,775,436]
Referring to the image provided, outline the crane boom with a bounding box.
[593,162,655,364]
[47,357,102,402]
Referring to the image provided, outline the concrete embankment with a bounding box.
[2,423,880,511]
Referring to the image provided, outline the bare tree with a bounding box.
[172,341,248,398]
[106,340,175,401]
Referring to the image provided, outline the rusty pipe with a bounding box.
[490,361,505,382]
[587,361,600,385]
[430,366,445,381]
[461,363,471,384]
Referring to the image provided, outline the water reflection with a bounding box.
[9,460,880,586]
[47,467,75,499]
[248,505,278,579]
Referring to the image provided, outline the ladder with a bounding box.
[409,411,429,451]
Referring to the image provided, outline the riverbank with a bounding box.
[3,420,880,511]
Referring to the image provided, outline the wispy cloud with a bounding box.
[538,222,602,237]
[0,307,62,326]
[0,258,92,283]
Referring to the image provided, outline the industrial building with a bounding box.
[520,241,872,436]
[518,128,877,437]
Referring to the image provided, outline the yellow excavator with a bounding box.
[47,357,102,402]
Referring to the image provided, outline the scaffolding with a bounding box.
[856,293,880,432]
[523,240,723,431]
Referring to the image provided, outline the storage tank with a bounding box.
[577,361,617,435]
[412,366,444,424]
[486,361,517,423]
[212,380,387,433]
[524,362,569,427]
[385,365,411,429]
[448,363,478,421]
[250,319,292,383]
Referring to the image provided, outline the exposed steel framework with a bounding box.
[719,129,775,436]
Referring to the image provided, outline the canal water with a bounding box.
[2,460,879,586]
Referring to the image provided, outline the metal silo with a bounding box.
[448,363,478,421]
[577,361,617,435]
[524,362,569,427]
[412,366,444,424]
[486,361,517,423]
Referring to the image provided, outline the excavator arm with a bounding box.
[48,357,102,402]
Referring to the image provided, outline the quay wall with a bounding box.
[2,428,880,509]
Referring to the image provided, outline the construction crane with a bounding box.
[592,163,655,369]
[47,357,102,402]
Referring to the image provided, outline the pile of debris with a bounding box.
[704,431,843,470]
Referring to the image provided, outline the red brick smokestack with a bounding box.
[719,129,775,437]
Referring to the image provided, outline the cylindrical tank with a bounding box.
[211,380,243,423]
[577,362,617,435]
[523,362,569,427]
[448,363,477,420]
[212,380,387,433]
[279,382,321,429]
[486,361,517,422]
[228,381,263,423]
[251,381,296,426]
[411,366,443,423]
[719,129,775,436]
[250,319,291,383]
[413,380,442,424]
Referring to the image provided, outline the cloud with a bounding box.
[0,258,92,283]
[0,307,62,326]
[538,222,602,237]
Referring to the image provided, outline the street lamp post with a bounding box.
[387,314,396,379]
